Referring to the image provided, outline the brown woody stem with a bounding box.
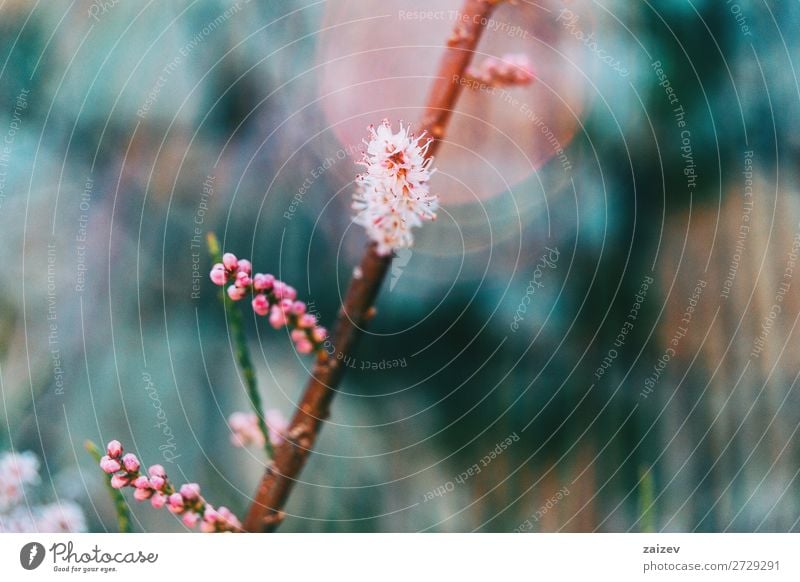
[243,0,499,532]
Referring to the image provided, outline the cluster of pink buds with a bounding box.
[99,440,241,532]
[465,53,535,88]
[229,409,288,449]
[209,253,327,354]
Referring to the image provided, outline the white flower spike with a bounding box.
[353,120,439,255]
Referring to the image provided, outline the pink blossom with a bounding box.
[182,512,200,527]
[272,281,287,299]
[296,339,313,354]
[110,474,130,489]
[466,53,535,87]
[179,483,201,501]
[299,314,317,329]
[167,493,184,513]
[222,253,238,271]
[210,263,227,285]
[99,456,121,474]
[150,492,167,509]
[132,476,150,489]
[237,259,252,274]
[148,465,166,478]
[149,476,165,491]
[212,252,327,353]
[106,440,123,458]
[35,501,87,533]
[312,327,327,343]
[200,507,220,533]
[228,411,265,448]
[266,409,289,447]
[269,306,287,329]
[121,453,140,473]
[227,285,246,301]
[217,506,242,530]
[252,294,269,316]
[253,273,274,291]
[235,271,252,288]
[133,487,153,501]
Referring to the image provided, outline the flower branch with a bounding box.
[96,440,242,532]
[243,0,502,532]
[86,440,132,533]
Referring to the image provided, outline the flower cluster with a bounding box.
[353,120,438,256]
[0,450,87,533]
[209,253,326,354]
[229,409,288,449]
[465,53,535,87]
[99,440,241,532]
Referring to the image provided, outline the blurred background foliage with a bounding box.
[0,0,799,532]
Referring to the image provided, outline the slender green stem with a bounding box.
[638,465,656,533]
[207,233,274,460]
[85,440,133,533]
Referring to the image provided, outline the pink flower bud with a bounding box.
[110,474,130,489]
[295,339,313,354]
[132,476,150,489]
[210,264,227,286]
[150,492,167,509]
[291,301,306,316]
[266,409,288,447]
[235,271,252,288]
[312,327,327,343]
[167,493,184,513]
[299,314,317,329]
[106,440,123,458]
[269,306,287,329]
[237,259,252,274]
[217,506,241,530]
[121,453,140,473]
[284,286,297,300]
[148,464,166,478]
[222,253,238,271]
[252,294,269,316]
[182,512,200,528]
[291,329,306,343]
[279,298,293,312]
[133,487,153,501]
[227,285,246,301]
[228,411,249,431]
[149,476,166,491]
[253,273,274,291]
[99,456,121,474]
[179,483,201,501]
[203,506,220,522]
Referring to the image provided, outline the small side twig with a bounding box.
[244,0,500,532]
[85,440,133,533]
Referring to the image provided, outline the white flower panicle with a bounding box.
[0,450,87,532]
[0,451,40,512]
[353,120,439,255]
